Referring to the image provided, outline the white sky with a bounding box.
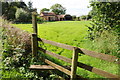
[23,0,92,16]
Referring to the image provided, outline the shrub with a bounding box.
[37,16,45,24]
[1,19,60,79]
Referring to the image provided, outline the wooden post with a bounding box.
[31,33,38,57]
[71,47,79,80]
[32,12,37,34]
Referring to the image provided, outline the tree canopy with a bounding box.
[40,8,49,13]
[50,3,66,15]
[1,1,35,22]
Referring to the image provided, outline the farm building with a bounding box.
[40,12,72,21]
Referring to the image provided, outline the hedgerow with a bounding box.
[0,18,59,79]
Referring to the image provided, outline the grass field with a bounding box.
[12,21,119,78]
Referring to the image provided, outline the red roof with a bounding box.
[40,12,56,16]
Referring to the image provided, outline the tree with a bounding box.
[88,2,120,40]
[40,8,49,13]
[72,15,76,21]
[15,8,31,22]
[80,15,87,20]
[28,1,33,10]
[50,3,66,15]
[2,2,27,20]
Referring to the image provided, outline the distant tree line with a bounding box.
[1,1,36,23]
[40,3,66,15]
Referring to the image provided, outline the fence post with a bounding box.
[71,47,79,80]
[32,12,37,34]
[31,33,38,57]
[32,12,38,57]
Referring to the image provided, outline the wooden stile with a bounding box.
[79,48,119,63]
[29,65,56,70]
[38,47,71,63]
[31,33,38,57]
[38,38,119,64]
[32,12,38,34]
[38,47,119,79]
[38,38,74,50]
[71,47,79,80]
[31,14,120,79]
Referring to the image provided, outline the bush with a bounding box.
[15,8,31,23]
[80,15,87,20]
[1,19,60,79]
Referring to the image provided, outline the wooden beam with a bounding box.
[38,47,119,79]
[77,62,119,79]
[29,65,56,70]
[78,48,119,63]
[40,58,85,79]
[38,38,119,64]
[71,47,79,80]
[38,47,71,63]
[44,59,71,75]
[32,12,38,34]
[31,33,38,57]
[38,38,74,50]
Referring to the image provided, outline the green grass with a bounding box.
[12,21,119,78]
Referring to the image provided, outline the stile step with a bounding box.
[29,65,56,70]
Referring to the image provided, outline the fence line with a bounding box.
[31,13,120,80]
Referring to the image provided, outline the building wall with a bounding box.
[42,16,57,21]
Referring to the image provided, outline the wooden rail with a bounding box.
[31,13,120,80]
[38,47,119,78]
[38,38,119,64]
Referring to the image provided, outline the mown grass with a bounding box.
[12,21,119,78]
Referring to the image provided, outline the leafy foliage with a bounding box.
[40,8,50,13]
[50,3,66,15]
[1,1,35,22]
[15,8,31,22]
[88,2,120,40]
[2,2,27,21]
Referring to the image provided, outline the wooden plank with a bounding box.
[38,37,119,63]
[40,58,85,79]
[32,12,38,34]
[71,47,79,79]
[37,38,119,64]
[31,33,38,57]
[38,47,71,63]
[77,62,119,79]
[43,59,71,75]
[29,65,55,70]
[78,48,119,63]
[38,38,74,50]
[38,47,119,78]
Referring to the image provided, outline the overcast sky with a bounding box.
[23,0,92,16]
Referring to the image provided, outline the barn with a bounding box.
[40,12,72,21]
